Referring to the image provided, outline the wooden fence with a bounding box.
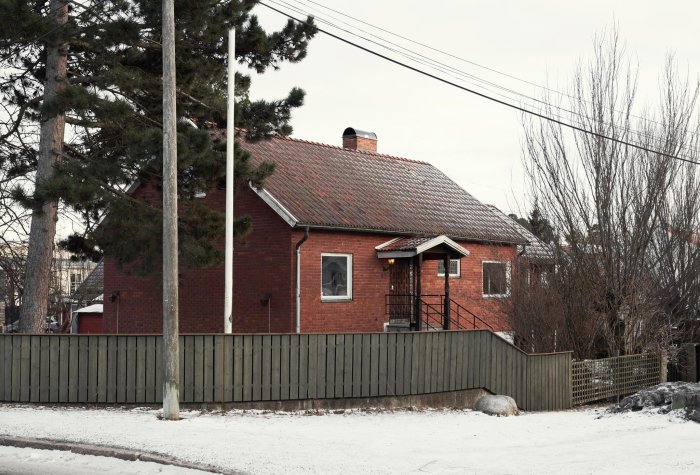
[0,331,572,411]
[571,353,661,405]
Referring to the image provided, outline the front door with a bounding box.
[388,259,413,322]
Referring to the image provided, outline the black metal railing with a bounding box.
[385,294,493,332]
[448,298,494,332]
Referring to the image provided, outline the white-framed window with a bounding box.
[321,253,352,301]
[437,259,460,278]
[482,261,511,297]
[70,272,83,293]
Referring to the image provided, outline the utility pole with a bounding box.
[224,28,235,334]
[162,0,179,420]
[18,0,68,333]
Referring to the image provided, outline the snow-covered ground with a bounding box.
[0,445,205,474]
[0,404,697,474]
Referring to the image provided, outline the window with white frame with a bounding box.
[482,261,511,297]
[321,253,352,300]
[70,272,83,293]
[437,259,460,277]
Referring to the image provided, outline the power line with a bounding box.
[293,0,700,141]
[271,0,700,158]
[258,1,700,166]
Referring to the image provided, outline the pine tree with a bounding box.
[0,0,316,331]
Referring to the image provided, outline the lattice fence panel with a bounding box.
[572,353,660,405]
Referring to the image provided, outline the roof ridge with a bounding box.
[271,133,430,165]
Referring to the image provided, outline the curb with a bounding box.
[0,436,239,474]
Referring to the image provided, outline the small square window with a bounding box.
[437,259,460,277]
[321,254,352,300]
[483,261,511,297]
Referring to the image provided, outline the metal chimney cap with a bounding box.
[342,127,377,140]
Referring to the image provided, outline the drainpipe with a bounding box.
[295,227,310,334]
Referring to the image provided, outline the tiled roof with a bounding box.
[487,206,555,262]
[240,134,528,244]
[376,236,435,252]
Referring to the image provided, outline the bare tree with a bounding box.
[521,30,700,358]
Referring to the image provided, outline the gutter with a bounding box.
[294,227,310,334]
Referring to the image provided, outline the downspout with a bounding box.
[295,227,310,334]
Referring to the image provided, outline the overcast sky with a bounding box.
[248,0,700,217]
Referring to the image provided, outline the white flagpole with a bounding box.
[224,28,235,334]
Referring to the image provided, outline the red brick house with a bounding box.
[103,128,528,334]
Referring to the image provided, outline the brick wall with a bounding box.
[293,230,390,333]
[420,242,516,331]
[103,185,294,334]
[103,187,515,334]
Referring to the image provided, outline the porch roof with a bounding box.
[375,235,470,259]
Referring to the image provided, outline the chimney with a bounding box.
[342,127,377,152]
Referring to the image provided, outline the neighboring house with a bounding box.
[103,127,528,334]
[0,245,96,332]
[50,250,97,329]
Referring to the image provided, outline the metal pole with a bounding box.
[162,0,180,420]
[415,254,422,331]
[443,255,450,330]
[224,28,235,334]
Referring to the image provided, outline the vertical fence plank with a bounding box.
[182,336,194,403]
[352,334,362,398]
[213,335,224,402]
[378,333,388,397]
[0,337,5,401]
[193,335,204,403]
[287,335,298,400]
[155,336,163,403]
[369,334,379,397]
[334,334,344,398]
[49,336,60,403]
[204,336,215,403]
[324,335,334,398]
[233,335,244,402]
[0,337,6,401]
[262,335,272,401]
[315,334,326,399]
[399,334,409,395]
[252,334,264,400]
[97,336,108,403]
[386,333,396,396]
[19,336,31,402]
[10,337,19,401]
[343,335,353,398]
[306,334,318,400]
[29,337,40,403]
[435,332,444,393]
[279,335,290,401]
[425,333,435,394]
[78,336,90,402]
[144,336,156,404]
[298,335,309,400]
[58,336,69,402]
[243,335,254,401]
[270,335,281,401]
[87,336,99,403]
[361,334,371,397]
[106,336,116,404]
[410,333,420,395]
[222,335,233,402]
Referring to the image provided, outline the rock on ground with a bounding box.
[474,395,518,416]
[613,382,700,422]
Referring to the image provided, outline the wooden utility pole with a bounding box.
[19,0,69,334]
[162,0,180,420]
